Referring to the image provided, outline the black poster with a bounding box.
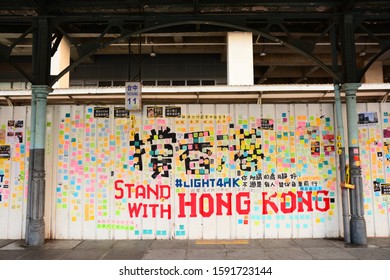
[114,107,130,118]
[94,107,110,118]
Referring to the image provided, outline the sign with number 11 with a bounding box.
[125,82,142,111]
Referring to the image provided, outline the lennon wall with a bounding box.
[0,103,389,239]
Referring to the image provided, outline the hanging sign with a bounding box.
[125,82,142,111]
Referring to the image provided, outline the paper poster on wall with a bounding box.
[114,107,130,118]
[0,145,10,159]
[0,170,9,203]
[7,120,14,144]
[374,181,381,192]
[384,128,390,138]
[0,129,5,144]
[260,118,274,130]
[311,141,320,156]
[323,134,335,156]
[6,120,24,144]
[381,183,390,195]
[307,126,319,135]
[324,145,335,156]
[94,107,110,118]
[358,112,378,126]
[165,106,181,117]
[147,106,163,118]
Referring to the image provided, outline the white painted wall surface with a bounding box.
[227,32,254,86]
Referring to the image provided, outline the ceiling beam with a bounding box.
[257,66,276,84]
[295,66,320,83]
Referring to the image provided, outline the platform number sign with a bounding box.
[125,82,142,111]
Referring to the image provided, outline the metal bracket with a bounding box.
[5,96,13,106]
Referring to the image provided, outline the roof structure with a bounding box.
[0,1,390,104]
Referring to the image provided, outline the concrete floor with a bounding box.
[0,237,389,260]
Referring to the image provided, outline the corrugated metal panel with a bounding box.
[0,103,389,239]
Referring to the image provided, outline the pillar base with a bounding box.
[26,219,45,247]
[350,217,367,245]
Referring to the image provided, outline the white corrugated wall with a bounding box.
[0,103,389,239]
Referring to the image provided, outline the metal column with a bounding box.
[339,14,367,245]
[25,92,35,244]
[330,23,351,242]
[334,84,351,243]
[26,85,51,246]
[25,17,53,246]
[343,83,367,245]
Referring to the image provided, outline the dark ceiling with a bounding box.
[1,1,390,85]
